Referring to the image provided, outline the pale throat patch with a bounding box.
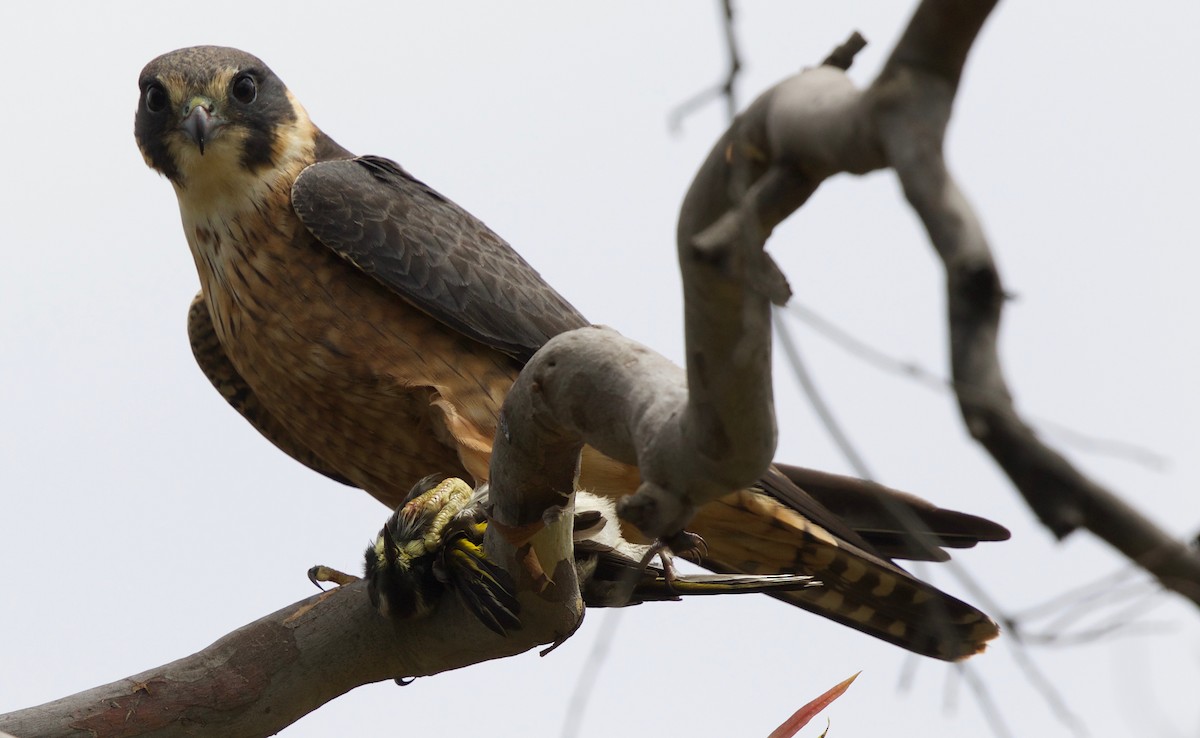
[174,88,318,305]
[173,89,317,220]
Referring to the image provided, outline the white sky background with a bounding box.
[1,2,1198,736]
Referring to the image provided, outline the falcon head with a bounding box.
[134,46,315,201]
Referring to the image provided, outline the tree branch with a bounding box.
[871,0,1200,604]
[0,577,578,737]
[663,0,1200,604]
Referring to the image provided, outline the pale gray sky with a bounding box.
[2,3,1198,736]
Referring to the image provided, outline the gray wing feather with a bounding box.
[291,156,588,363]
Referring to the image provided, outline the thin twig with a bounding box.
[668,0,743,133]
[773,309,874,479]
[1010,566,1146,622]
[1004,645,1089,736]
[783,301,1168,470]
[561,610,624,738]
[954,664,1015,738]
[821,31,868,71]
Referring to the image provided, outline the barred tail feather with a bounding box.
[690,490,999,661]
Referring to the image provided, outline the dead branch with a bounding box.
[871,1,1200,603]
[674,0,1200,604]
[0,577,577,737]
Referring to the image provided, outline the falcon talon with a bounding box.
[307,564,359,591]
[306,567,326,592]
[664,530,708,562]
[136,46,1011,661]
[633,540,677,590]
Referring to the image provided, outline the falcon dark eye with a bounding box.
[232,74,257,104]
[144,83,167,113]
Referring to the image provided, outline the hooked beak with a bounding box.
[180,97,223,155]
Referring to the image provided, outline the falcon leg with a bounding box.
[634,530,709,592]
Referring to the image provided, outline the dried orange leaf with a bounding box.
[767,671,860,738]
